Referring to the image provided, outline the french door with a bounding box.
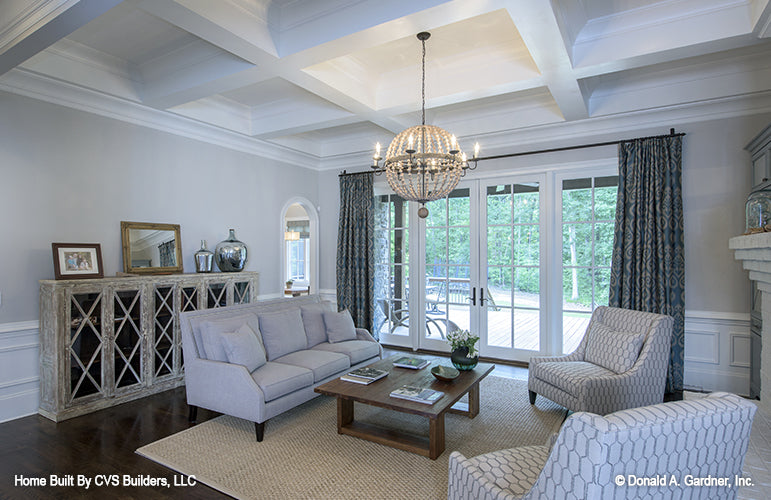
[477,175,547,362]
[374,166,617,362]
[375,176,547,362]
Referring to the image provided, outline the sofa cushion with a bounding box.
[584,322,646,374]
[323,309,357,343]
[220,323,267,372]
[250,362,314,402]
[258,308,308,360]
[301,301,335,348]
[274,350,350,382]
[531,361,615,396]
[199,313,261,362]
[312,340,380,365]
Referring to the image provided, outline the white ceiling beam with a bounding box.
[0,0,124,77]
[503,2,589,121]
[753,0,771,37]
[130,0,406,134]
[142,66,269,109]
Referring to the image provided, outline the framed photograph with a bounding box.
[52,243,104,280]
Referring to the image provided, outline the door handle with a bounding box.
[480,287,486,307]
[468,287,476,306]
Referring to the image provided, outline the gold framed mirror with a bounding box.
[120,221,183,274]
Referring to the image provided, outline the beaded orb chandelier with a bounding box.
[372,32,479,218]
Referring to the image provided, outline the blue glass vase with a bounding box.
[451,347,478,371]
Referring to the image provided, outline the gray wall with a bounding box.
[0,91,319,323]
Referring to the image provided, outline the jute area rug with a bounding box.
[137,376,566,499]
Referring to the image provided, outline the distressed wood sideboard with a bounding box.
[38,272,258,421]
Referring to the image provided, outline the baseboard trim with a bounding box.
[0,388,39,424]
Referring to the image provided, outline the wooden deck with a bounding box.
[384,306,590,355]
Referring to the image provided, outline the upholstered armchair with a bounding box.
[448,392,757,500]
[528,306,673,415]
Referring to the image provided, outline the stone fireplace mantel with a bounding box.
[730,233,771,413]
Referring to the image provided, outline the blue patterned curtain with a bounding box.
[158,240,176,267]
[336,173,375,335]
[609,135,684,393]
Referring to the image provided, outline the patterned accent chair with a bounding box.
[448,392,756,500]
[528,306,673,415]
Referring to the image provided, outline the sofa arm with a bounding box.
[184,357,267,423]
[356,328,384,358]
[448,452,518,500]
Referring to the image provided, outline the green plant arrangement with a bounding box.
[447,329,479,371]
[447,329,479,358]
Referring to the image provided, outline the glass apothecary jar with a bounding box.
[746,183,771,233]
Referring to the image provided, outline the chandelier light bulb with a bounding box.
[474,142,480,158]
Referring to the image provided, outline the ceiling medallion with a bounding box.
[371,32,479,218]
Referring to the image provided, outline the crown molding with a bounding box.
[0,67,321,169]
[0,0,78,54]
[317,89,771,171]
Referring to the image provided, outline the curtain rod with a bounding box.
[338,169,375,177]
[477,128,685,162]
[339,128,685,176]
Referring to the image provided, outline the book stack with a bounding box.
[389,385,444,405]
[392,356,430,370]
[340,367,388,385]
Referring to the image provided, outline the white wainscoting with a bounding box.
[683,310,751,395]
[0,321,40,423]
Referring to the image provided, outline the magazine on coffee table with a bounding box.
[389,385,444,404]
[392,356,430,370]
[340,367,388,385]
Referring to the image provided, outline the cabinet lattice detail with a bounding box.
[39,272,258,421]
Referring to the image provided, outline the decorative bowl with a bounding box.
[431,365,460,382]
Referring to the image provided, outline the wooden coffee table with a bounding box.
[314,356,495,460]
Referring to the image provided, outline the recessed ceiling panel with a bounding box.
[222,78,326,107]
[423,88,563,138]
[303,9,539,110]
[67,3,196,66]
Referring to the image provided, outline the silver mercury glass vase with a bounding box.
[215,229,248,272]
[194,239,214,273]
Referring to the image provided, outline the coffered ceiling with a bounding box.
[1,0,771,169]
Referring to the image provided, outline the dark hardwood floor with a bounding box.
[1,386,227,499]
[0,349,528,499]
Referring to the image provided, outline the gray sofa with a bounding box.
[180,294,382,441]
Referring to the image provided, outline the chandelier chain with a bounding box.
[421,36,426,126]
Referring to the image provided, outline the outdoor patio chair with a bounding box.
[376,299,456,339]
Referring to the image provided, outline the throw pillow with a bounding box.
[323,309,357,344]
[301,301,336,348]
[584,322,646,374]
[258,308,307,360]
[199,313,261,362]
[220,323,267,372]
